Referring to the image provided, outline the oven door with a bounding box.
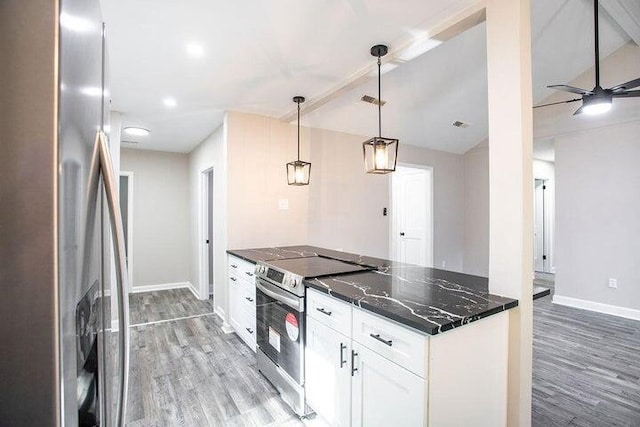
[256,278,305,385]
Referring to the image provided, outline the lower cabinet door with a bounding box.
[351,343,425,427]
[306,317,351,426]
[228,276,243,334]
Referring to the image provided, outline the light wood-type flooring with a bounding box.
[127,279,640,426]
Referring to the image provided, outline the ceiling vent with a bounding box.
[121,140,139,144]
[361,94,386,106]
[452,120,469,128]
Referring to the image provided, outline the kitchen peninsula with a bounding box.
[227,245,519,426]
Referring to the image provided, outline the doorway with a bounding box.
[534,178,549,273]
[200,168,215,302]
[119,171,133,290]
[390,165,433,267]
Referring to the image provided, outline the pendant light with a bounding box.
[363,44,399,174]
[287,96,311,185]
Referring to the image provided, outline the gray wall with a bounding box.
[121,148,191,288]
[463,145,490,276]
[555,121,640,310]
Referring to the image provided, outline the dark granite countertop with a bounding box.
[228,245,521,335]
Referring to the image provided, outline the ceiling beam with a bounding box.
[600,0,640,46]
[279,0,487,123]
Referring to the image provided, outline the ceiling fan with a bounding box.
[535,0,640,115]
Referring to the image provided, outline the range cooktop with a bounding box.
[256,256,372,296]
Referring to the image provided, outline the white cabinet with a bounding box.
[228,255,257,352]
[351,343,425,427]
[306,316,352,427]
[305,288,509,427]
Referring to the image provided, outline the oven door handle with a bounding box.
[256,279,303,312]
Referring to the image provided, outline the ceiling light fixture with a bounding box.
[186,42,204,58]
[286,96,311,186]
[363,45,399,174]
[163,97,177,108]
[123,127,150,137]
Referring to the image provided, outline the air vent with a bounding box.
[452,120,469,128]
[121,140,139,144]
[361,95,386,106]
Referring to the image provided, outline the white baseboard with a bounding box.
[130,281,192,294]
[186,282,201,299]
[553,295,640,321]
[214,306,234,334]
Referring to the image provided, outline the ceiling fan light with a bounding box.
[582,99,612,115]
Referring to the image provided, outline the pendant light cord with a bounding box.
[594,0,600,87]
[378,56,382,138]
[297,101,301,160]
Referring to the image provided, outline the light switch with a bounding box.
[278,198,289,210]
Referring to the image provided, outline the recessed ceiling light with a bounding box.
[186,42,204,58]
[124,127,150,136]
[163,97,177,108]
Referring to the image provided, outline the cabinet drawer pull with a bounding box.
[340,343,347,368]
[370,333,393,347]
[231,264,238,268]
[246,328,254,334]
[245,297,254,303]
[245,272,254,277]
[230,277,237,282]
[316,307,332,316]
[351,350,358,376]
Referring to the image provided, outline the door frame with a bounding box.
[389,163,434,267]
[198,167,214,301]
[119,171,134,290]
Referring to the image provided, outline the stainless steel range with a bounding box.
[255,256,370,416]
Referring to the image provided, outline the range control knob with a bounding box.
[291,279,298,288]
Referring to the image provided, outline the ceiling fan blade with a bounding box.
[612,90,640,98]
[573,105,584,116]
[533,98,582,109]
[610,77,640,92]
[548,84,593,95]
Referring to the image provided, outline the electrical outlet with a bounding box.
[278,198,289,210]
[608,278,617,289]
[441,261,446,269]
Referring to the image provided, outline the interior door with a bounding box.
[305,317,351,426]
[392,167,432,267]
[534,179,545,272]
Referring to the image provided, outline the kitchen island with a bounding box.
[227,245,520,426]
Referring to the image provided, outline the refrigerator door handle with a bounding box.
[97,131,130,427]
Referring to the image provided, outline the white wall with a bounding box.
[188,122,227,310]
[120,148,191,288]
[463,144,490,276]
[554,121,640,312]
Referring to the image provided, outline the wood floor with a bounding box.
[129,288,214,325]
[532,274,640,426]
[127,283,640,426]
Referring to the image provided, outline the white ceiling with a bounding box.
[103,0,635,154]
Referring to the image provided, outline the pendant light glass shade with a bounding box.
[363,45,399,174]
[287,96,311,186]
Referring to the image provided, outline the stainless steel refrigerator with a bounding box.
[1,0,130,425]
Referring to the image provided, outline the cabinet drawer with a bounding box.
[238,311,257,352]
[352,307,428,378]
[307,288,352,337]
[228,255,257,281]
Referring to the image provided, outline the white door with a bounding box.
[305,317,352,426]
[351,343,425,427]
[392,166,433,266]
[534,179,545,272]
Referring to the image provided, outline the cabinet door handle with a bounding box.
[245,272,254,277]
[370,333,393,347]
[351,350,358,376]
[340,343,347,368]
[245,297,254,303]
[230,277,237,282]
[316,307,332,316]
[231,264,238,268]
[246,328,254,334]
